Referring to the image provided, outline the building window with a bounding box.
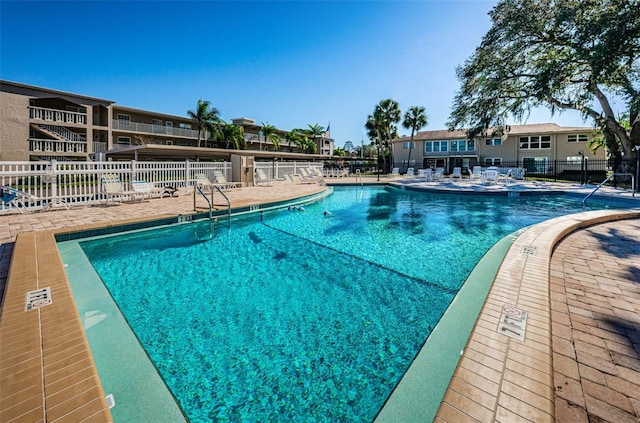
[152,119,163,126]
[467,140,475,150]
[402,141,416,149]
[567,134,588,142]
[486,138,502,146]
[178,122,192,129]
[117,136,131,145]
[451,139,475,152]
[484,158,502,166]
[523,157,548,172]
[519,135,551,149]
[117,114,131,127]
[66,105,85,113]
[425,141,448,153]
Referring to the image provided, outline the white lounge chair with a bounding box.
[449,167,463,181]
[510,168,526,180]
[308,168,326,185]
[131,181,164,199]
[286,173,315,184]
[433,168,445,181]
[213,170,243,190]
[417,169,432,181]
[255,168,274,186]
[101,174,141,204]
[195,173,223,193]
[390,168,400,178]
[482,169,500,184]
[299,167,323,184]
[405,168,415,179]
[469,166,483,182]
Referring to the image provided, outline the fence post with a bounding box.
[185,160,191,189]
[131,159,137,182]
[49,159,58,203]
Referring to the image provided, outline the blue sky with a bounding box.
[1,0,595,149]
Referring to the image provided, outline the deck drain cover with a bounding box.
[25,287,52,311]
[521,246,537,255]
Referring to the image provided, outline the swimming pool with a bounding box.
[72,187,610,422]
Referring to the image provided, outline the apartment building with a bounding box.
[392,123,603,173]
[0,80,334,161]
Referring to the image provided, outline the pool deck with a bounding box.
[1,176,639,422]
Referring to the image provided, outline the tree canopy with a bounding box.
[365,99,401,172]
[402,106,428,171]
[260,122,280,152]
[187,99,222,148]
[448,0,640,160]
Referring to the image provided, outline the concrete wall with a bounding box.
[0,91,30,161]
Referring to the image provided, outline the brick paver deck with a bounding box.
[551,219,640,423]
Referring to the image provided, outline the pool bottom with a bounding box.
[58,225,521,423]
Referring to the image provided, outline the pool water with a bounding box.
[79,187,604,422]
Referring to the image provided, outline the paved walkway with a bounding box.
[551,219,640,423]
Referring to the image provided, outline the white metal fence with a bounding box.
[1,160,324,213]
[253,161,323,180]
[0,160,229,212]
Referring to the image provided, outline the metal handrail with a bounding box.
[355,169,363,186]
[195,186,213,220]
[582,173,635,205]
[213,185,231,220]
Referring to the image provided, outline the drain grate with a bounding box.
[25,287,52,311]
[521,246,537,255]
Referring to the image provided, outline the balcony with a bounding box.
[112,120,200,139]
[93,142,108,153]
[29,106,87,125]
[29,138,87,154]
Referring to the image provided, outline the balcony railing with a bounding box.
[29,138,87,154]
[93,142,108,153]
[112,120,200,139]
[29,106,87,124]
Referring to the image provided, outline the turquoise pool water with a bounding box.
[78,187,606,422]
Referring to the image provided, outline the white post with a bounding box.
[49,159,57,202]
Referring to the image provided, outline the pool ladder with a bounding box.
[582,172,635,205]
[194,185,231,220]
[355,169,363,186]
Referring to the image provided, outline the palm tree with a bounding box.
[260,122,281,151]
[221,123,246,150]
[374,99,401,174]
[402,106,428,172]
[303,138,317,154]
[303,123,325,154]
[285,129,302,152]
[333,147,346,157]
[187,99,221,148]
[365,113,384,179]
[294,132,309,153]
